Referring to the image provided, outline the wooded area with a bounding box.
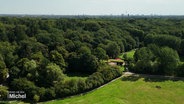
[0,17,184,102]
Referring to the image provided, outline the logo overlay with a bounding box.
[7,91,26,99]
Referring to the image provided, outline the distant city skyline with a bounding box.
[0,0,183,15]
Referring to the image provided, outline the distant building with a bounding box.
[108,58,124,66]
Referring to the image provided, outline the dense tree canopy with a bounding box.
[132,45,180,75]
[0,16,184,102]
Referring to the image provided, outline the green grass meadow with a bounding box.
[43,75,184,104]
[119,50,136,59]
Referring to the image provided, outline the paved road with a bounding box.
[123,72,135,76]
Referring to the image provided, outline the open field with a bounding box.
[44,74,184,104]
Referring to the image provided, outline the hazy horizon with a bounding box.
[0,0,184,15]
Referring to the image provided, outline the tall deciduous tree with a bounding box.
[0,64,8,84]
[50,50,66,70]
[94,47,108,60]
[14,25,27,41]
[44,63,64,86]
[106,42,120,58]
[159,47,180,75]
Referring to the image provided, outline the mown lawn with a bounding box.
[119,49,136,59]
[43,75,184,104]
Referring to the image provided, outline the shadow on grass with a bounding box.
[121,74,184,82]
[65,72,90,77]
[121,75,142,81]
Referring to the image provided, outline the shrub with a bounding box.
[176,63,184,77]
[33,94,40,103]
[0,86,8,100]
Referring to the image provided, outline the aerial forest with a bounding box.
[0,16,184,102]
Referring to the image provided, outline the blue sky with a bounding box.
[0,0,183,15]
